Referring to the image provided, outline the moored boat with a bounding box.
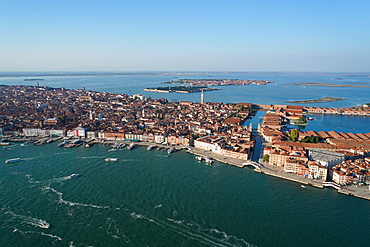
[85,142,94,148]
[147,145,155,150]
[58,141,68,147]
[204,157,214,164]
[195,156,203,161]
[167,148,175,154]
[127,143,135,150]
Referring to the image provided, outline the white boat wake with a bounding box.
[44,186,110,209]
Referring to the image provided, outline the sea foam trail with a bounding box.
[127,208,255,247]
[5,210,50,229]
[105,217,130,243]
[13,228,62,242]
[166,217,257,247]
[45,186,110,209]
[26,174,71,185]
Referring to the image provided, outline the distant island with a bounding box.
[144,85,219,93]
[288,82,370,88]
[161,79,274,86]
[286,97,346,104]
[24,79,45,81]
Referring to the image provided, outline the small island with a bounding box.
[285,97,346,104]
[24,79,45,81]
[288,82,370,88]
[144,85,219,93]
[161,79,274,86]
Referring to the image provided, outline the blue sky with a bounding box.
[1,0,369,72]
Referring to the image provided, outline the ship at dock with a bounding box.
[147,145,156,150]
[127,143,135,150]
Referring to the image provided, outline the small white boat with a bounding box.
[147,145,155,150]
[108,148,117,152]
[301,185,306,188]
[39,220,50,229]
[167,148,175,154]
[5,158,22,164]
[58,141,68,147]
[105,158,118,162]
[127,143,135,150]
[69,174,81,179]
[204,157,213,164]
[195,156,203,161]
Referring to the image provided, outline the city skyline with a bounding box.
[1,0,370,72]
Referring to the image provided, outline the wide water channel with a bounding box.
[1,142,370,247]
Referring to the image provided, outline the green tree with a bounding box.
[297,116,307,124]
[263,154,269,163]
[290,129,299,142]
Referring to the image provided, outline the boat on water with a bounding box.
[195,156,203,161]
[39,220,50,229]
[105,158,118,162]
[301,185,306,188]
[0,142,10,146]
[307,117,314,121]
[167,148,175,154]
[108,148,117,152]
[85,142,94,148]
[147,145,155,150]
[5,158,23,164]
[58,141,68,147]
[69,174,81,179]
[204,157,214,164]
[127,143,135,150]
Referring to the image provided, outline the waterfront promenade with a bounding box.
[187,147,370,201]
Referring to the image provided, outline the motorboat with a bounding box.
[127,143,135,150]
[5,158,22,164]
[147,145,155,150]
[39,220,50,229]
[195,156,203,161]
[204,157,214,164]
[105,158,118,162]
[69,174,81,179]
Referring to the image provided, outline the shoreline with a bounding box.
[4,138,370,201]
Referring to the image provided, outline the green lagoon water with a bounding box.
[1,143,370,247]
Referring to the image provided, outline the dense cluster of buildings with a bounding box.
[172,79,274,86]
[259,104,370,185]
[0,85,254,159]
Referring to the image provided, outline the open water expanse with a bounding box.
[1,143,370,247]
[1,72,370,108]
[1,72,370,246]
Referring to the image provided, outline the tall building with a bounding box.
[200,90,204,104]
